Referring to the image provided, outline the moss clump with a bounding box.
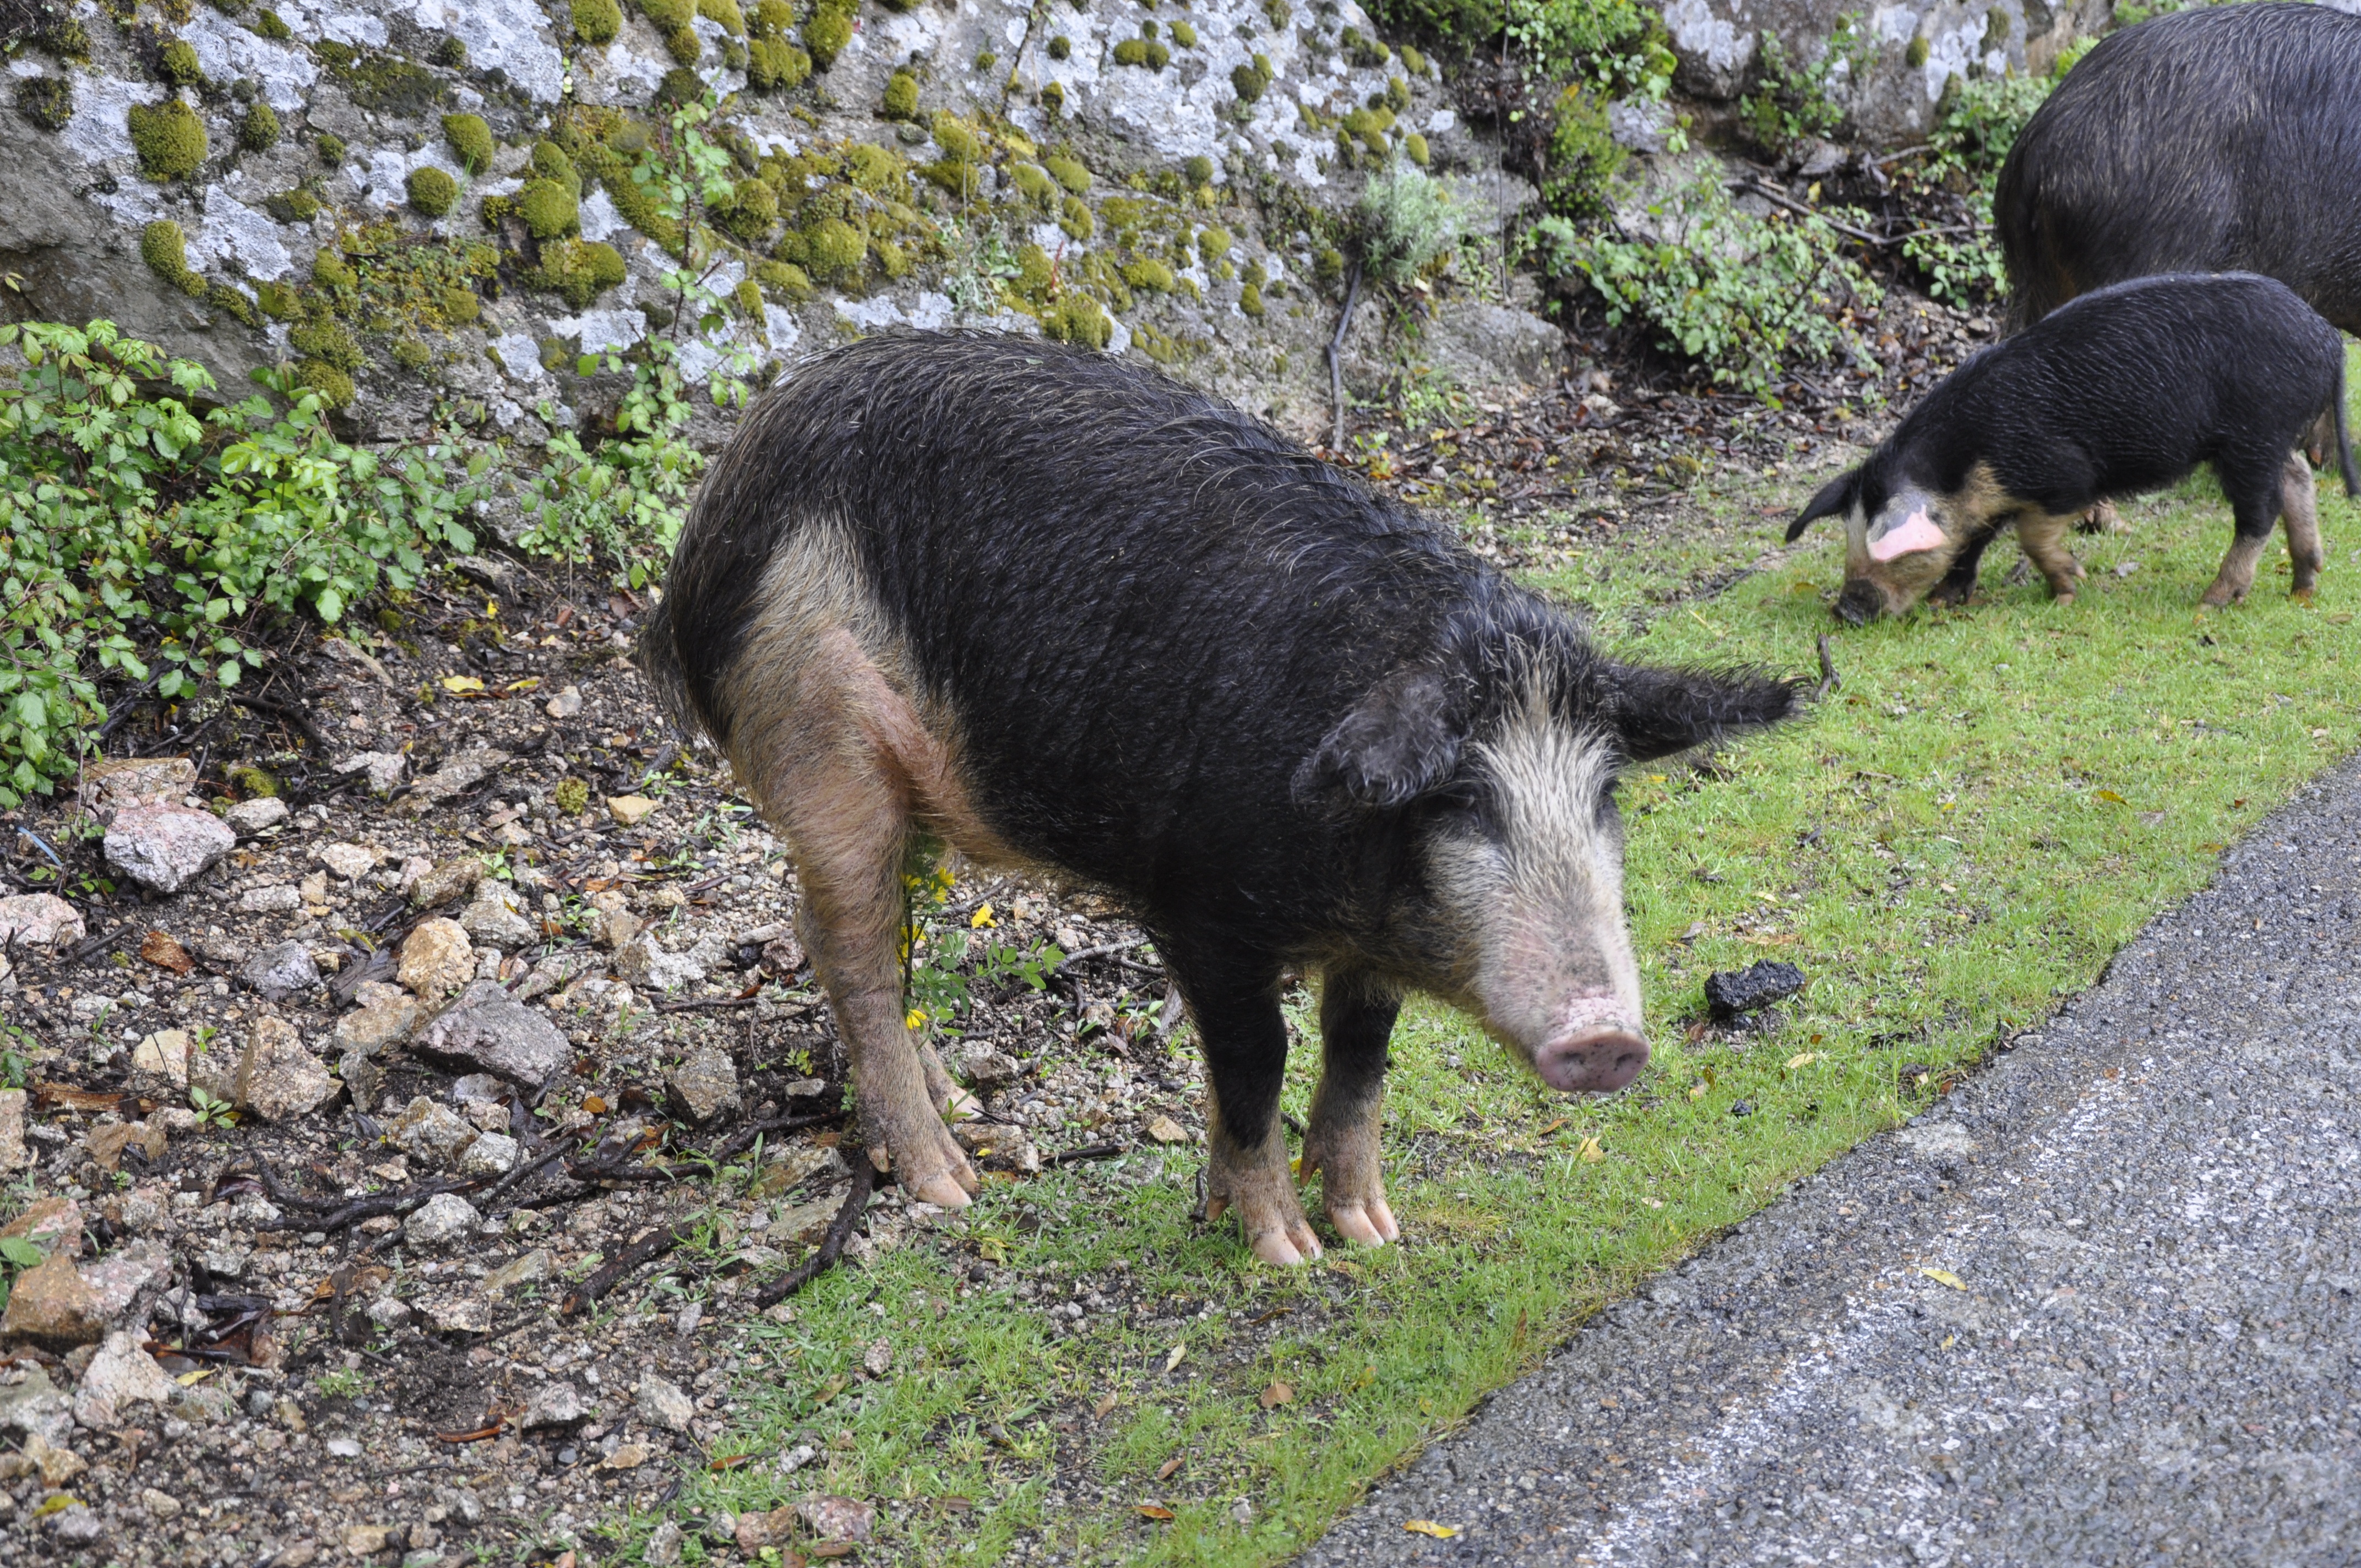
[407,166,458,217]
[14,77,73,132]
[569,134,686,258]
[1197,225,1231,260]
[1122,257,1174,291]
[1040,79,1064,114]
[748,36,809,88]
[1542,83,1622,218]
[1058,193,1094,241]
[1386,75,1412,113]
[717,176,777,241]
[802,215,865,277]
[294,358,355,408]
[1231,56,1271,103]
[875,0,918,12]
[1112,36,1168,69]
[256,279,301,319]
[226,764,279,798]
[730,277,764,317]
[391,335,432,372]
[518,178,580,238]
[750,0,794,32]
[140,220,208,297]
[1315,245,1345,282]
[1403,130,1430,167]
[34,15,91,60]
[754,259,811,299]
[1400,45,1427,76]
[320,48,445,115]
[553,777,591,816]
[532,140,583,194]
[882,69,919,119]
[158,39,206,87]
[1168,18,1196,45]
[129,97,209,181]
[657,66,703,104]
[1339,25,1389,66]
[313,251,357,290]
[697,0,745,33]
[1045,154,1091,194]
[291,314,363,372]
[1048,34,1070,58]
[636,0,702,62]
[253,8,291,38]
[524,237,626,307]
[1183,155,1214,187]
[1905,34,1930,67]
[1238,281,1264,317]
[444,286,481,323]
[316,131,345,166]
[238,101,279,152]
[803,2,852,67]
[1010,161,1057,208]
[573,0,623,42]
[1041,296,1110,349]
[479,193,516,228]
[442,112,494,174]
[433,34,467,68]
[264,187,319,223]
[208,281,259,325]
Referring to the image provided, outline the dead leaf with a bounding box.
[1092,1392,1118,1420]
[440,676,486,694]
[581,1094,608,1115]
[1918,1267,1966,1291]
[1163,1344,1186,1373]
[1536,1117,1568,1137]
[1155,1456,1183,1481]
[1576,1136,1606,1164]
[1257,1381,1293,1409]
[1404,1520,1459,1539]
[139,929,193,976]
[1135,1504,1176,1521]
[2094,788,2126,804]
[1785,1051,1820,1070]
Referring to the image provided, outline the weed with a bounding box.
[1358,159,1461,285]
[517,350,704,591]
[1738,15,1868,156]
[314,1368,368,1400]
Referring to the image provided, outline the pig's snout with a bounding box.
[1834,579,1885,625]
[1535,1028,1649,1092]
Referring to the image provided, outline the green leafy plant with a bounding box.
[1737,16,1868,156]
[314,1367,367,1399]
[191,1086,237,1129]
[1358,159,1461,285]
[517,351,703,591]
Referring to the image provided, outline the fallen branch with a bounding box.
[1326,260,1363,453]
[561,1221,690,1316]
[229,692,333,752]
[1814,634,1842,701]
[752,1158,875,1309]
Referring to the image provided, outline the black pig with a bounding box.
[1788,274,2357,622]
[1996,3,2361,338]
[639,332,1801,1264]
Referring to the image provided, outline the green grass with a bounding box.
[644,430,2361,1566]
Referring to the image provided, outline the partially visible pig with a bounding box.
[640,331,1803,1264]
[1788,274,2357,622]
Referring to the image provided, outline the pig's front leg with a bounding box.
[1301,968,1401,1246]
[2014,512,2088,602]
[1170,950,1323,1265]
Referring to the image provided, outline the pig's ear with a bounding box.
[1786,470,1858,542]
[1293,666,1464,809]
[1605,662,1804,763]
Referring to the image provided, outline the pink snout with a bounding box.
[1530,997,1648,1093]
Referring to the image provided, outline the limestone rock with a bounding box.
[635,1371,693,1433]
[318,842,379,881]
[339,1051,385,1114]
[334,983,419,1053]
[223,797,290,832]
[667,1046,741,1123]
[233,1017,337,1122]
[949,1043,1024,1093]
[81,758,194,821]
[799,1496,877,1543]
[764,1189,851,1247]
[398,918,475,999]
[77,1239,172,1322]
[389,1097,477,1166]
[102,805,235,894]
[0,1089,25,1173]
[336,752,406,794]
[413,979,573,1087]
[519,1379,589,1431]
[617,931,705,992]
[407,1194,482,1249]
[605,794,657,826]
[459,883,538,948]
[586,890,639,951]
[1144,1114,1191,1144]
[0,1365,73,1447]
[403,746,512,814]
[482,1248,552,1297]
[72,1330,177,1429]
[130,1029,193,1091]
[545,685,582,718]
[2,1197,84,1256]
[1,1254,104,1349]
[0,894,84,948]
[458,1131,519,1175]
[411,857,484,910]
[238,940,322,1000]
[238,884,301,913]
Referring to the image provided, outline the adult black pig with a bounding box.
[1995,3,2361,337]
[1788,274,2356,623]
[639,332,1801,1264]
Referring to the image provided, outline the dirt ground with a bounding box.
[0,285,1985,1567]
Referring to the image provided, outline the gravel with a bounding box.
[1301,756,2361,1565]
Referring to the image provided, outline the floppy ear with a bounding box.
[1293,665,1465,809]
[1604,662,1804,763]
[1786,469,1859,542]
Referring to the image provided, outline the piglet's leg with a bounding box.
[1168,948,1321,1265]
[2015,512,2088,603]
[2280,450,2324,600]
[1301,968,1401,1246]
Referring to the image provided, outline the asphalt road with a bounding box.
[1301,758,2361,1567]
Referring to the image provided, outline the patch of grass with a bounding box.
[671,383,2361,1564]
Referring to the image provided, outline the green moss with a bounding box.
[1013,242,1054,302]
[256,280,302,319]
[1059,193,1094,241]
[237,101,279,153]
[1905,34,1930,67]
[663,24,701,63]
[1315,244,1344,281]
[1403,130,1430,166]
[573,0,623,42]
[1040,79,1064,114]
[1196,224,1231,260]
[330,53,445,116]
[572,135,686,257]
[531,140,583,194]
[875,0,919,12]
[1040,295,1109,348]
[128,98,209,182]
[1045,154,1091,194]
[206,281,258,325]
[804,4,852,68]
[293,358,355,408]
[1339,25,1389,66]
[479,193,516,228]
[140,220,207,297]
[553,777,591,816]
[1048,34,1070,58]
[1010,161,1057,207]
[34,15,91,60]
[718,176,777,240]
[1122,257,1174,291]
[225,764,279,798]
[1231,57,1270,104]
[1400,45,1427,75]
[972,48,995,71]
[1543,82,1623,218]
[1168,18,1196,45]
[253,8,290,38]
[803,215,865,277]
[697,0,746,32]
[872,235,912,276]
[1183,154,1214,187]
[750,0,793,33]
[657,65,703,104]
[638,0,693,27]
[291,314,363,371]
[730,276,765,317]
[882,69,920,119]
[316,132,345,167]
[433,34,467,68]
[1238,280,1264,317]
[158,39,206,86]
[1112,36,1168,69]
[13,77,73,132]
[524,237,627,307]
[444,286,481,323]
[931,112,983,162]
[264,187,320,223]
[748,36,810,88]
[312,251,356,290]
[754,258,812,298]
[407,166,458,217]
[518,178,580,238]
[441,112,494,174]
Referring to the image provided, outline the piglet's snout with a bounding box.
[1532,996,1647,1093]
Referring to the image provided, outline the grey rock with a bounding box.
[77,1239,172,1321]
[635,1371,693,1433]
[336,752,407,795]
[949,1043,1024,1093]
[666,1046,741,1123]
[365,1296,414,1331]
[72,1330,178,1429]
[519,1379,589,1431]
[414,979,573,1087]
[238,940,322,1000]
[339,1051,385,1114]
[403,746,513,814]
[102,806,235,894]
[238,884,301,913]
[0,1366,74,1446]
[389,1097,477,1167]
[482,1248,552,1297]
[233,1017,336,1122]
[334,984,420,1054]
[0,894,85,948]
[459,884,538,948]
[407,1194,483,1250]
[458,1131,519,1175]
[44,1501,102,1544]
[617,932,706,992]
[644,1521,684,1566]
[223,797,291,833]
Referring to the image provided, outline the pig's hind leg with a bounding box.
[1170,947,1324,1265]
[2201,453,2297,607]
[2279,450,2324,600]
[1299,969,1402,1246]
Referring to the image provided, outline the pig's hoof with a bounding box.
[877,1122,981,1208]
[1205,1191,1323,1265]
[2293,585,2318,603]
[1326,1195,1400,1247]
[2050,590,2077,606]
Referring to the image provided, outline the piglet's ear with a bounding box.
[1786,469,1858,542]
[1606,662,1804,763]
[1293,665,1464,809]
